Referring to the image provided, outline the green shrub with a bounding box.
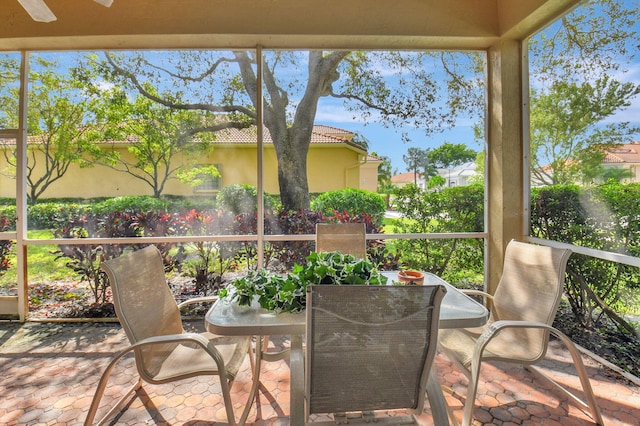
[27,203,89,229]
[393,184,485,283]
[310,188,386,225]
[531,182,640,335]
[91,196,169,215]
[0,216,13,275]
[217,184,274,215]
[161,195,218,212]
[0,206,16,226]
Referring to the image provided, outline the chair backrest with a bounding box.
[315,223,366,259]
[101,246,184,376]
[305,284,446,418]
[491,240,572,361]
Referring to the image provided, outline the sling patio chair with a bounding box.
[315,222,367,259]
[438,240,603,426]
[84,245,252,426]
[297,283,447,425]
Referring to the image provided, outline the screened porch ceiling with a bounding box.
[2,0,580,51]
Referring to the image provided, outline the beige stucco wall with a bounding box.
[359,162,380,193]
[0,143,377,199]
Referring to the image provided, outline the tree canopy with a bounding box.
[403,147,436,185]
[81,81,219,198]
[528,0,640,185]
[0,56,102,202]
[530,76,640,185]
[77,50,482,210]
[427,142,477,169]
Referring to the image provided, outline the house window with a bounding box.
[194,164,222,192]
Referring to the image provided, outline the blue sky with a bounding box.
[26,46,640,176]
[315,63,640,175]
[11,0,639,176]
[315,106,480,175]
[313,0,640,174]
[15,42,640,177]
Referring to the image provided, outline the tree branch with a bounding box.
[104,52,256,117]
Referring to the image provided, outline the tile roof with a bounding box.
[213,124,357,146]
[0,125,364,151]
[391,171,421,183]
[603,142,640,164]
[534,142,640,172]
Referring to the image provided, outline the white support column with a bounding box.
[486,39,526,295]
[256,47,265,268]
[17,51,29,321]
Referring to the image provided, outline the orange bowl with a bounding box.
[397,270,424,285]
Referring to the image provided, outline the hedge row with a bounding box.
[0,186,386,230]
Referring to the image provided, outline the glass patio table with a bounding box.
[205,271,489,425]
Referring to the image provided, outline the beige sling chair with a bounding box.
[439,240,604,426]
[316,223,367,259]
[84,245,252,426]
[298,284,446,424]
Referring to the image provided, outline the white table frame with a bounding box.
[205,272,488,425]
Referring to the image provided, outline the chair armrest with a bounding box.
[460,289,493,299]
[474,319,552,361]
[95,332,225,388]
[477,320,582,356]
[134,332,210,346]
[461,289,493,307]
[132,332,226,367]
[177,296,218,309]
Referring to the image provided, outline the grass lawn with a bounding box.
[0,230,72,290]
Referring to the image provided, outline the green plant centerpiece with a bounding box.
[218,251,388,313]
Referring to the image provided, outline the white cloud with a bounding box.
[602,63,640,125]
[95,80,115,91]
[315,105,376,124]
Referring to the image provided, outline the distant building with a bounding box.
[533,142,640,186]
[391,172,425,190]
[0,124,382,199]
[437,161,479,187]
[392,162,480,191]
[600,142,640,183]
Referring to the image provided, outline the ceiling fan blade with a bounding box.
[93,0,114,7]
[18,0,57,22]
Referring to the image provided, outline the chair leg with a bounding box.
[219,375,238,426]
[461,358,483,426]
[84,346,142,426]
[237,335,265,425]
[247,337,257,376]
[426,368,452,426]
[526,329,604,425]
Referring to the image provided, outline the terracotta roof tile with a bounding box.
[1,124,364,150]
[603,143,640,164]
[391,171,421,183]
[537,142,640,170]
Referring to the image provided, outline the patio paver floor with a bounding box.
[1,321,639,425]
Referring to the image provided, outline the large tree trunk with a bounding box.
[269,125,313,212]
[250,51,348,212]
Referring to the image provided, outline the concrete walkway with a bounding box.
[1,321,639,425]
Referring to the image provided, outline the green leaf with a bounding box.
[222,251,388,312]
